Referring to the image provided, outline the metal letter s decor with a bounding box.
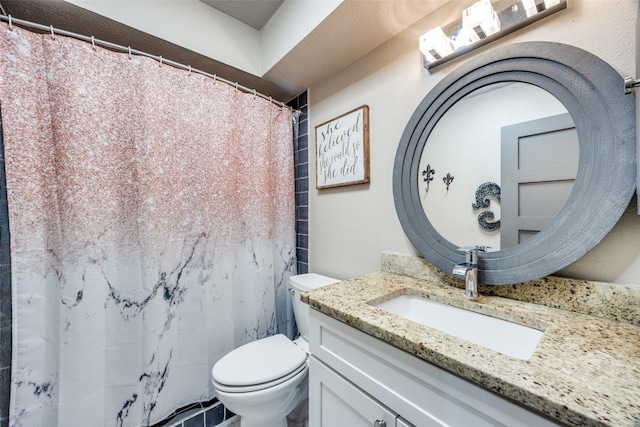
[472,182,501,231]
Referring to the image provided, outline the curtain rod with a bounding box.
[0,14,299,113]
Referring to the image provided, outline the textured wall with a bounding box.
[308,0,640,285]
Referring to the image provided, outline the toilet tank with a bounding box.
[290,273,339,341]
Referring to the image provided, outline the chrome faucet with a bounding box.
[452,246,488,299]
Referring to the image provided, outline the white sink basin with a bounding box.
[374,295,543,360]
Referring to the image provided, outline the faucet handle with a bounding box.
[457,245,490,252]
[457,245,490,264]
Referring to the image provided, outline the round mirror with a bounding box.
[420,82,577,250]
[394,42,636,285]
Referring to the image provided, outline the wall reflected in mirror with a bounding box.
[419,83,578,250]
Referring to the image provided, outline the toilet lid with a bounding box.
[212,334,307,387]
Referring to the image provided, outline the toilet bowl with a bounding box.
[211,273,339,427]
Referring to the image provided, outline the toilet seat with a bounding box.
[212,334,308,393]
[214,360,308,393]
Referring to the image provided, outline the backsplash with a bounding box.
[381,252,640,326]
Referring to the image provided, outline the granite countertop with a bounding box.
[302,271,640,427]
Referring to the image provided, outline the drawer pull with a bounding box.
[374,420,387,427]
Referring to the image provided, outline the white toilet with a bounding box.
[211,273,339,427]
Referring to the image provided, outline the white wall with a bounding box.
[66,0,263,75]
[308,0,640,285]
[261,0,343,73]
[64,0,343,78]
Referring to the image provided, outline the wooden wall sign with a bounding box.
[315,105,370,189]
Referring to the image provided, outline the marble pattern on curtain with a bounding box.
[0,24,295,427]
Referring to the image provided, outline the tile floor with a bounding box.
[169,397,308,427]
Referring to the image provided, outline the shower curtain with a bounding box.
[0,24,296,426]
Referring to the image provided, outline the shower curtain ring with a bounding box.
[91,36,97,50]
[159,56,163,67]
[253,89,256,98]
[8,15,13,31]
[213,74,217,85]
[128,46,132,59]
[235,82,239,90]
[188,65,192,75]
[50,25,55,40]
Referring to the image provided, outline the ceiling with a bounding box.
[199,0,284,30]
[0,0,449,102]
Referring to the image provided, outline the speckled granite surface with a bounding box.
[381,252,640,326]
[303,256,640,427]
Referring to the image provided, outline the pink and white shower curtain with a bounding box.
[0,24,296,426]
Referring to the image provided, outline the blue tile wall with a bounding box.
[0,108,11,427]
[149,400,235,427]
[183,412,205,427]
[288,92,309,275]
[204,403,224,427]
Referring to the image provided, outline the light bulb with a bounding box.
[462,0,501,38]
[419,27,454,63]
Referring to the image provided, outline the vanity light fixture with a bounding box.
[462,0,501,39]
[420,0,567,71]
[419,27,454,63]
[521,0,562,17]
[450,27,479,51]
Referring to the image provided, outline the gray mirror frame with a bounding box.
[394,41,636,285]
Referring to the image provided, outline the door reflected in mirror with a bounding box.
[420,83,578,250]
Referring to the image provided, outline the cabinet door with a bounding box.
[309,356,396,427]
[397,418,414,427]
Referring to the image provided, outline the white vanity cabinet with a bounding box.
[310,357,409,427]
[308,309,560,427]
